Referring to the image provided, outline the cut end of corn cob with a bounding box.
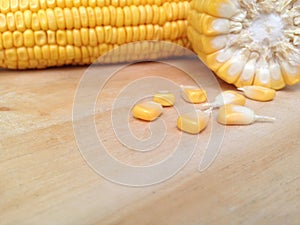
[132,101,163,121]
[188,0,300,89]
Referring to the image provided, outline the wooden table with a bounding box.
[1,58,299,225]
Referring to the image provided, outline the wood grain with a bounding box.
[0,59,299,225]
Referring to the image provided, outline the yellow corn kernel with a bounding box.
[0,14,7,32]
[145,5,153,24]
[280,61,300,86]
[5,48,17,61]
[217,49,249,84]
[66,45,75,59]
[80,28,89,46]
[30,0,40,12]
[54,7,65,30]
[17,47,28,61]
[153,91,176,107]
[217,104,275,125]
[23,10,32,29]
[132,101,163,121]
[130,5,139,26]
[71,7,81,29]
[139,5,146,24]
[177,109,210,134]
[87,7,96,27]
[2,31,13,48]
[269,61,285,90]
[203,47,234,72]
[123,6,131,26]
[46,8,57,30]
[58,46,66,59]
[132,26,139,42]
[20,0,29,11]
[181,85,207,104]
[41,45,50,58]
[63,8,73,29]
[26,47,34,59]
[37,9,48,30]
[34,30,47,45]
[0,2,7,13]
[50,45,58,59]
[152,5,159,24]
[201,90,246,109]
[117,27,126,45]
[15,11,25,31]
[79,6,88,27]
[238,86,276,102]
[31,13,42,30]
[57,0,65,8]
[102,6,110,25]
[7,12,16,31]
[109,5,116,26]
[47,0,56,8]
[201,0,240,18]
[11,0,19,12]
[33,45,42,58]
[39,0,47,9]
[139,25,146,41]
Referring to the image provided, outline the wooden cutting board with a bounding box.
[0,58,299,225]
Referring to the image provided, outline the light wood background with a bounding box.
[0,59,299,225]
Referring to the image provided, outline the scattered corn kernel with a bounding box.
[200,90,246,109]
[177,109,211,134]
[237,86,276,102]
[153,91,176,107]
[217,104,276,125]
[181,85,207,104]
[132,101,163,121]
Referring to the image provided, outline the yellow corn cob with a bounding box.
[0,0,191,69]
[188,0,300,89]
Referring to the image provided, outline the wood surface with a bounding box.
[0,59,299,225]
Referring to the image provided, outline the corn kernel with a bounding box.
[217,104,275,125]
[56,30,66,46]
[54,7,65,30]
[23,10,32,29]
[15,11,25,31]
[201,90,246,109]
[181,85,207,104]
[132,101,163,121]
[2,31,13,48]
[7,13,16,31]
[24,29,34,47]
[153,91,176,107]
[238,86,276,102]
[177,109,210,134]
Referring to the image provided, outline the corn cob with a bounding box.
[188,0,300,89]
[0,0,191,69]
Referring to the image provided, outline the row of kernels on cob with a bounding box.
[0,38,190,69]
[0,0,189,13]
[0,2,190,32]
[0,22,187,49]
